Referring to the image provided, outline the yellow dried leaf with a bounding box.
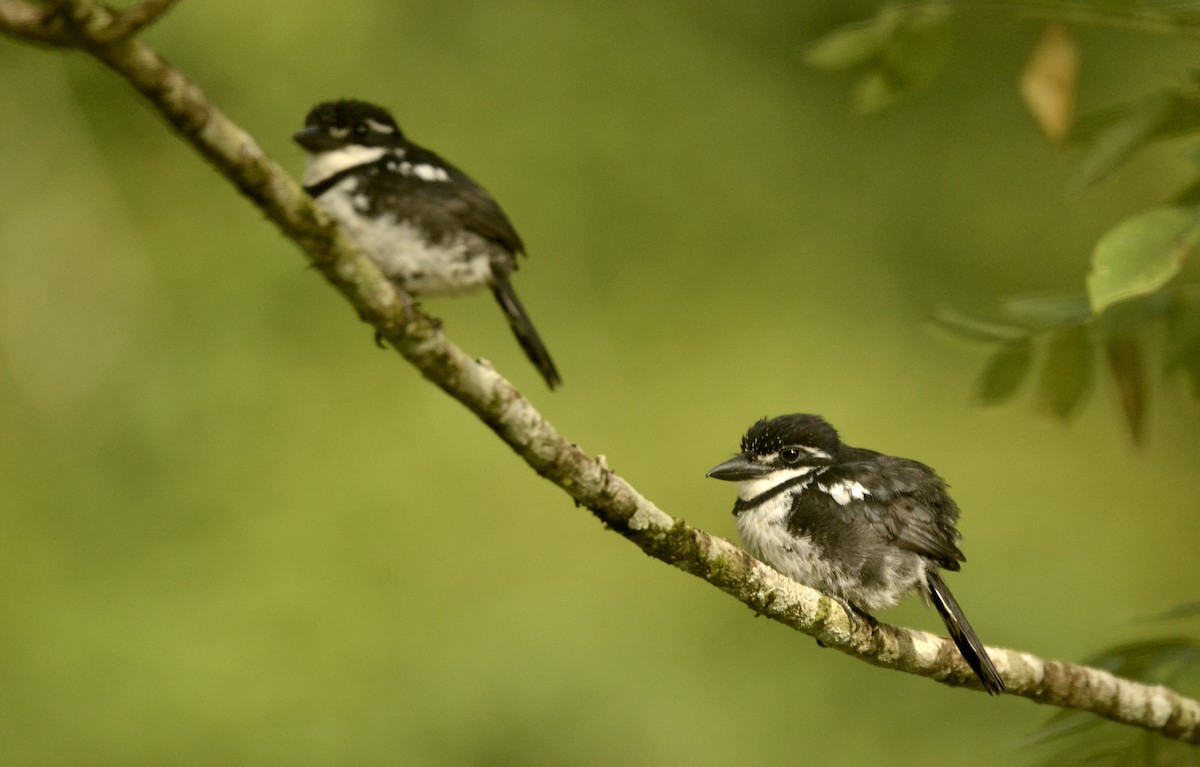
[1020,21,1080,145]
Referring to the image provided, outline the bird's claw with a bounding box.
[833,597,877,636]
[373,292,439,348]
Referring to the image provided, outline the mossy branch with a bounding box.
[2,0,1199,744]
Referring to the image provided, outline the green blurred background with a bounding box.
[2,1,1198,764]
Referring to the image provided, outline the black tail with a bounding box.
[491,272,561,389]
[926,570,1006,694]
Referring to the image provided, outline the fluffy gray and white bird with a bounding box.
[707,414,1005,694]
[294,99,560,389]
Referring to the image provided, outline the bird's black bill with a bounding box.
[926,570,1006,694]
[706,454,769,481]
[292,125,337,152]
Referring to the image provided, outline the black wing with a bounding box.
[357,143,526,259]
[820,451,965,570]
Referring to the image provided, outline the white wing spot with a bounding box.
[411,163,451,182]
[819,480,871,506]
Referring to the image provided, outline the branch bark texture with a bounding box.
[3,0,1198,745]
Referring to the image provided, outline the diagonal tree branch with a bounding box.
[3,0,1199,744]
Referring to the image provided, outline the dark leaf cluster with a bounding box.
[1026,602,1200,767]
[812,3,1200,441]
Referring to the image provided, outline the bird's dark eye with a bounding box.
[779,447,803,464]
[354,122,369,137]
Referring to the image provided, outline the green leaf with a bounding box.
[1086,206,1200,314]
[1174,354,1200,400]
[1165,290,1200,398]
[807,5,950,113]
[1170,175,1200,205]
[1082,637,1200,685]
[1151,600,1200,621]
[1094,290,1172,334]
[1027,630,1200,764]
[999,292,1091,330]
[1070,85,1200,189]
[1069,92,1176,189]
[852,69,904,114]
[804,12,894,71]
[976,337,1033,403]
[1026,638,1200,767]
[1037,325,1094,421]
[1104,333,1147,443]
[1151,83,1200,140]
[880,7,950,91]
[930,305,1029,343]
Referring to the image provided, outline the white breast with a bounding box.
[316,176,494,296]
[736,491,840,590]
[736,485,930,611]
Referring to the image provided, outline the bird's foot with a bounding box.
[398,289,416,325]
[373,293,437,348]
[832,596,877,636]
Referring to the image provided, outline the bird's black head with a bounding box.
[707,414,842,481]
[294,99,405,153]
[741,414,841,458]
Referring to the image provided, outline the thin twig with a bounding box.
[0,0,65,45]
[921,0,1200,39]
[99,0,181,42]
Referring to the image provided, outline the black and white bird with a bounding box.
[707,414,1005,694]
[294,99,561,389]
